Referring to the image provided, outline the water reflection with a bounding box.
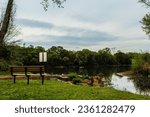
[132,76,150,95]
[109,74,150,96]
[48,66,131,76]
[47,66,150,96]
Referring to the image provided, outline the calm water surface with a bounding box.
[47,66,150,96]
[110,74,150,96]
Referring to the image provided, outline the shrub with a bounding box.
[81,75,89,80]
[0,59,9,71]
[131,54,145,72]
[67,72,78,80]
[139,62,150,77]
[72,77,82,84]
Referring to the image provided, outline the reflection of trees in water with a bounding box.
[77,66,116,77]
[47,66,131,77]
[132,76,150,92]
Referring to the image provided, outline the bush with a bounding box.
[67,72,78,80]
[0,59,9,71]
[82,75,89,79]
[131,54,144,71]
[72,77,82,84]
[138,62,150,77]
[67,72,84,84]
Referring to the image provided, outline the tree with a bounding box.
[139,0,150,37]
[96,48,117,65]
[114,51,131,65]
[41,0,66,11]
[0,0,14,47]
[0,0,66,59]
[0,0,66,46]
[139,0,150,7]
[141,14,150,37]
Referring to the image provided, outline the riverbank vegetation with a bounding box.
[0,45,149,78]
[130,52,150,77]
[0,80,150,100]
[0,45,132,70]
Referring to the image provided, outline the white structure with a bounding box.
[39,52,47,62]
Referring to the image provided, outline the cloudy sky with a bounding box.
[1,0,150,52]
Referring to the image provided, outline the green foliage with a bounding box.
[139,0,150,37]
[0,46,11,60]
[0,59,9,71]
[47,46,73,66]
[131,52,150,69]
[143,52,150,63]
[67,72,78,80]
[72,77,82,84]
[115,51,131,65]
[133,74,150,90]
[141,14,150,37]
[0,45,140,71]
[130,52,150,76]
[0,71,10,76]
[82,75,89,79]
[96,48,117,65]
[75,49,97,66]
[67,72,83,84]
[132,59,143,70]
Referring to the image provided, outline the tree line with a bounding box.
[1,44,150,73]
[0,45,135,71]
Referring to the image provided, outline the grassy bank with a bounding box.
[0,80,150,100]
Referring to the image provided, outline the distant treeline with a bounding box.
[0,45,150,71]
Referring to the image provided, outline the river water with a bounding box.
[110,74,150,96]
[47,66,150,96]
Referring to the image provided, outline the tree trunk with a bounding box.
[0,0,14,46]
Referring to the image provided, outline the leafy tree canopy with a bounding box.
[141,14,150,37]
[41,0,66,11]
[139,0,150,37]
[139,0,150,7]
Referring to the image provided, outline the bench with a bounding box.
[10,66,45,85]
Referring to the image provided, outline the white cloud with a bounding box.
[1,0,149,51]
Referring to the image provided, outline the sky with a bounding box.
[0,0,150,52]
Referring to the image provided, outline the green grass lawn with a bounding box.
[0,80,150,100]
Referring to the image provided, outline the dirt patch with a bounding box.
[0,75,12,80]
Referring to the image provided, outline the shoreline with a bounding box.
[116,71,134,77]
